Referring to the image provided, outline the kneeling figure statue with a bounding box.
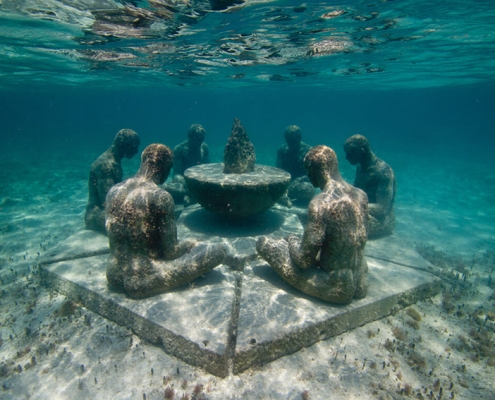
[344,134,396,239]
[257,145,369,304]
[105,144,226,298]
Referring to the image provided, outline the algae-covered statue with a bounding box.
[173,124,210,177]
[84,129,140,234]
[257,145,369,304]
[223,118,256,174]
[344,134,396,239]
[276,125,314,206]
[276,125,312,179]
[184,118,290,218]
[105,144,226,298]
[167,124,210,205]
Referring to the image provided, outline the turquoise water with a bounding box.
[1,0,495,90]
[1,0,495,259]
[1,0,494,164]
[1,2,495,398]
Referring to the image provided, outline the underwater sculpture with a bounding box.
[173,123,210,177]
[164,124,210,205]
[84,128,140,234]
[184,118,291,217]
[223,118,256,174]
[276,125,314,206]
[105,144,226,298]
[344,134,396,239]
[257,145,369,304]
[276,125,312,179]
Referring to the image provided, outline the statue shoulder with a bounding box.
[308,191,332,215]
[152,185,175,208]
[376,159,395,181]
[301,142,312,152]
[106,179,131,205]
[94,157,120,177]
[91,152,109,170]
[174,141,188,154]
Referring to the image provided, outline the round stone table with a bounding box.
[184,163,291,217]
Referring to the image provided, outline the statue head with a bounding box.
[284,125,302,150]
[139,144,174,185]
[113,129,140,159]
[187,124,206,147]
[304,145,340,189]
[343,134,371,165]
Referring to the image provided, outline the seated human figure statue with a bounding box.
[276,125,314,206]
[167,124,210,205]
[105,144,226,298]
[84,129,140,234]
[343,134,396,239]
[257,145,369,304]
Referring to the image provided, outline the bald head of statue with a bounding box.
[304,145,341,189]
[343,134,372,166]
[112,129,140,159]
[187,124,206,147]
[284,125,303,150]
[138,144,174,185]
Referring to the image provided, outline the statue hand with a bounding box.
[185,239,197,251]
[284,234,300,243]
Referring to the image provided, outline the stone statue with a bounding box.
[173,124,210,177]
[84,128,140,234]
[276,125,314,207]
[168,124,210,206]
[257,145,369,304]
[105,144,226,298]
[223,118,256,174]
[184,118,290,218]
[343,134,396,238]
[276,125,312,179]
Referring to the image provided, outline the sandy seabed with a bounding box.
[1,149,495,400]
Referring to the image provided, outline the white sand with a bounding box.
[1,151,494,399]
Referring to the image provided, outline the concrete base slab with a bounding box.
[41,254,238,378]
[42,228,109,264]
[365,234,438,274]
[234,257,440,374]
[40,207,442,377]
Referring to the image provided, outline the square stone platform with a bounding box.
[40,205,441,377]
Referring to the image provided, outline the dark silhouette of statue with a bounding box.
[105,144,226,298]
[84,129,140,234]
[276,125,312,179]
[344,134,396,238]
[223,118,255,174]
[276,125,314,206]
[173,124,210,177]
[257,145,369,304]
[168,124,210,205]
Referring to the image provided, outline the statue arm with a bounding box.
[159,193,195,260]
[96,164,122,207]
[288,202,325,269]
[202,143,210,163]
[369,167,394,218]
